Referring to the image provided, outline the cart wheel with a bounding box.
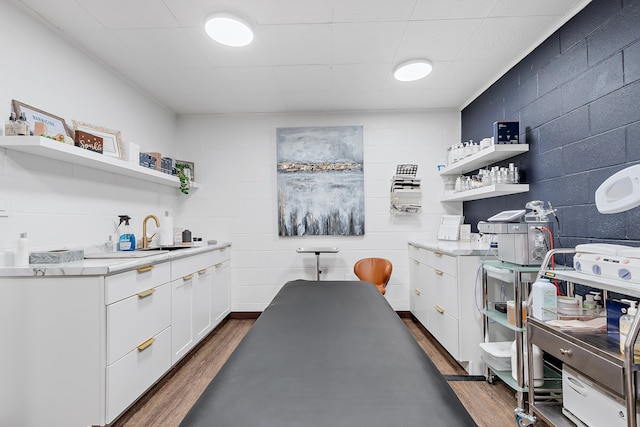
[486,374,495,384]
[515,415,533,427]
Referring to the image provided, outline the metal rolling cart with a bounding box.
[523,248,640,427]
[481,259,563,413]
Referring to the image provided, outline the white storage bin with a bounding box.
[479,341,512,371]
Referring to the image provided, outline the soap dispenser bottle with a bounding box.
[117,215,136,251]
[619,299,640,357]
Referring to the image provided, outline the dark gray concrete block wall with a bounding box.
[461,0,640,249]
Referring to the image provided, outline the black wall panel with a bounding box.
[461,0,640,249]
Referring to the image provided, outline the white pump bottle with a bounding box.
[619,299,640,356]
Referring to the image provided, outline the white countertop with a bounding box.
[408,239,495,256]
[0,242,231,277]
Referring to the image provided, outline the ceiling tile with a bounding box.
[456,15,558,61]
[163,0,254,27]
[411,0,502,20]
[332,0,417,22]
[259,24,331,65]
[395,18,483,62]
[248,0,332,24]
[214,67,281,93]
[16,0,103,30]
[332,22,407,64]
[331,64,389,91]
[75,0,179,29]
[273,65,332,92]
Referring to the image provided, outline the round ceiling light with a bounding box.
[204,13,254,47]
[393,59,433,82]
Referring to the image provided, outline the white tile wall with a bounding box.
[176,111,461,311]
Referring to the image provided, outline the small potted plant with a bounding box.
[174,162,192,195]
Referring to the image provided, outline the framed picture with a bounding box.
[72,120,124,159]
[12,99,73,138]
[176,160,195,181]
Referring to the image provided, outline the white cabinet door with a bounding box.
[211,259,231,328]
[194,267,212,340]
[171,274,194,364]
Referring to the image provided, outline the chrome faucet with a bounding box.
[142,215,160,249]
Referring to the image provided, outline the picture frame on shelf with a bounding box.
[176,160,195,181]
[12,99,73,139]
[72,120,124,159]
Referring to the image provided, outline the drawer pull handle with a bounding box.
[198,269,207,275]
[560,348,573,356]
[215,263,223,268]
[413,260,419,265]
[137,337,156,351]
[414,288,421,296]
[137,288,156,298]
[435,305,444,314]
[434,252,443,257]
[137,265,154,273]
[434,269,444,276]
[183,274,193,281]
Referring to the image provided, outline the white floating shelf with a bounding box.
[439,144,529,176]
[0,136,200,189]
[440,184,529,202]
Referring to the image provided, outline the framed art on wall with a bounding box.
[72,120,124,159]
[276,126,364,236]
[12,99,72,138]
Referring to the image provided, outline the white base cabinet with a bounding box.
[408,243,485,375]
[171,248,231,364]
[0,246,231,427]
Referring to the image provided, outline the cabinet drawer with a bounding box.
[529,323,624,395]
[106,262,170,305]
[106,326,172,424]
[212,246,231,265]
[425,267,459,319]
[427,250,457,277]
[107,282,171,364]
[427,299,460,358]
[408,244,427,263]
[172,252,214,280]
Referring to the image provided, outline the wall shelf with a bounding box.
[441,184,529,202]
[0,136,200,189]
[439,144,529,176]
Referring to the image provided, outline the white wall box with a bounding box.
[408,242,486,375]
[0,246,230,427]
[0,136,201,189]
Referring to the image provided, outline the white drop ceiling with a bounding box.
[11,0,591,115]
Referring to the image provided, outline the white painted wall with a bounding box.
[175,112,461,311]
[0,2,179,261]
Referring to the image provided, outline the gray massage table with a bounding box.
[180,280,477,427]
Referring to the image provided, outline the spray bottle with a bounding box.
[619,299,640,357]
[118,215,136,251]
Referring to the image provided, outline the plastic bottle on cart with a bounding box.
[619,299,640,357]
[531,278,557,321]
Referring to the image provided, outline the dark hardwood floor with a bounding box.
[113,317,543,427]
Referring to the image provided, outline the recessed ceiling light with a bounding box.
[393,59,433,82]
[204,13,254,47]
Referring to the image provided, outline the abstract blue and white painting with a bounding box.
[277,126,364,236]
